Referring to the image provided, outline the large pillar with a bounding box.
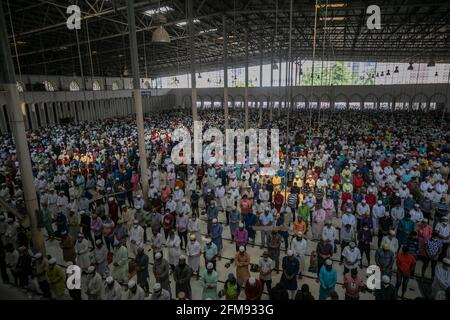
[188,0,198,122]
[127,0,149,206]
[258,40,263,127]
[244,29,249,130]
[0,3,45,254]
[223,15,229,130]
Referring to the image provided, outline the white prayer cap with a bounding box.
[48,258,57,265]
[134,219,139,224]
[207,262,214,270]
[377,200,382,205]
[153,283,162,292]
[239,246,245,252]
[155,252,162,259]
[347,199,352,203]
[34,252,42,259]
[325,259,332,266]
[190,234,196,240]
[135,205,141,210]
[443,258,450,265]
[87,266,95,274]
[179,254,186,260]
[248,277,256,286]
[137,194,141,198]
[128,280,136,289]
[95,239,102,245]
[239,222,244,228]
[287,250,293,256]
[206,238,212,244]
[349,242,356,248]
[212,218,218,224]
[382,275,390,284]
[106,276,114,284]
[389,229,396,236]
[362,200,366,204]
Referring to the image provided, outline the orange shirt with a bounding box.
[396,253,416,276]
[293,220,307,234]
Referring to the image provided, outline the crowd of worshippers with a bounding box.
[0,109,449,300]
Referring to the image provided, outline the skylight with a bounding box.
[175,19,200,27]
[144,6,173,16]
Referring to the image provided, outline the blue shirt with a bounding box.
[259,213,274,226]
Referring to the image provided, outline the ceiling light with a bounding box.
[394,66,399,73]
[376,72,379,77]
[152,25,171,43]
[176,19,200,27]
[435,71,438,77]
[144,6,173,16]
[380,71,384,77]
[386,70,390,76]
[198,73,202,79]
[407,62,413,71]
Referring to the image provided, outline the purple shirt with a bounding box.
[234,228,248,245]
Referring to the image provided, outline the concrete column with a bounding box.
[127,0,149,206]
[39,103,47,126]
[0,105,7,134]
[0,2,45,254]
[188,0,198,122]
[223,15,229,130]
[244,29,249,130]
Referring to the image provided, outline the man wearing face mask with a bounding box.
[201,262,218,300]
[173,255,193,300]
[129,220,144,258]
[176,211,189,250]
[112,240,129,285]
[319,259,337,300]
[188,215,201,243]
[86,265,103,300]
[258,251,274,292]
[235,246,251,286]
[290,232,307,279]
[375,243,395,277]
[374,275,396,300]
[135,246,149,294]
[234,222,248,251]
[75,233,91,272]
[186,233,201,279]
[341,242,361,275]
[281,250,300,300]
[435,216,450,261]
[432,257,450,299]
[316,236,333,278]
[207,201,219,235]
[322,221,337,253]
[150,282,170,300]
[267,229,282,273]
[211,218,223,259]
[358,223,373,268]
[103,276,123,300]
[204,237,218,270]
[153,252,171,298]
[125,280,145,300]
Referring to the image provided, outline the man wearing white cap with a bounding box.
[258,251,274,292]
[186,233,201,278]
[103,276,123,300]
[93,240,108,278]
[134,194,144,211]
[435,216,450,260]
[381,229,399,254]
[32,252,51,298]
[47,258,65,298]
[75,233,91,271]
[201,262,218,300]
[244,276,263,301]
[150,282,170,300]
[409,204,424,224]
[153,252,171,297]
[318,259,337,300]
[290,232,308,278]
[372,200,386,233]
[390,202,405,230]
[125,280,145,300]
[86,266,103,300]
[112,240,129,284]
[187,215,201,244]
[341,242,361,275]
[174,255,193,299]
[432,257,450,299]
[129,219,144,257]
[235,246,251,286]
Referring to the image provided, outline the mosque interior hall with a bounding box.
[0,0,450,302]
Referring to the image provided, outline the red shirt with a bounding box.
[245,279,263,300]
[396,253,416,276]
[365,194,377,207]
[162,213,174,230]
[353,176,364,189]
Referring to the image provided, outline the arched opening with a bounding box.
[412,93,428,111]
[363,93,378,110]
[349,94,363,110]
[69,80,80,91]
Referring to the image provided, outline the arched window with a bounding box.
[111,81,120,91]
[43,80,55,91]
[92,80,101,91]
[16,81,24,92]
[69,80,80,91]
